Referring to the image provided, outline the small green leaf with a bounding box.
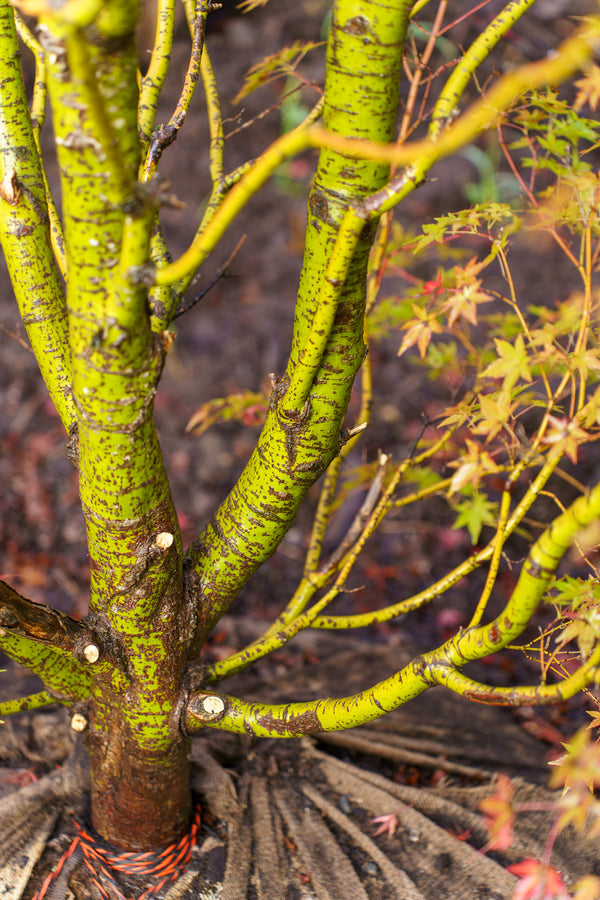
[481,334,532,389]
[453,491,498,544]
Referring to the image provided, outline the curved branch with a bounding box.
[316,16,600,217]
[446,479,600,670]
[192,475,600,735]
[431,0,539,135]
[185,654,430,736]
[186,641,600,738]
[0,628,92,704]
[170,94,324,303]
[153,125,313,287]
[0,0,74,432]
[428,643,600,705]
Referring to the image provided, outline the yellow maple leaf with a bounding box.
[574,65,600,111]
[398,305,442,359]
[481,334,532,390]
[448,438,499,495]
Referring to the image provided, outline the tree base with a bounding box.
[2,638,598,899]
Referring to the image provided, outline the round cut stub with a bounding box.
[154,532,174,550]
[83,644,100,663]
[202,695,225,716]
[70,713,87,732]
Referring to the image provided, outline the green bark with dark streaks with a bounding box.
[184,0,413,647]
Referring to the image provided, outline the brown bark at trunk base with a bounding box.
[87,720,192,851]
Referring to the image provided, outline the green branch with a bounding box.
[41,2,190,785]
[141,0,208,181]
[311,17,599,213]
[13,9,67,279]
[138,0,176,149]
[446,478,600,666]
[187,475,600,736]
[152,12,598,294]
[0,692,58,719]
[0,628,91,704]
[428,644,600,705]
[152,126,311,287]
[431,0,539,132]
[0,0,74,432]
[183,0,413,648]
[184,654,430,737]
[281,207,366,417]
[201,47,225,185]
[185,635,600,734]
[311,441,564,628]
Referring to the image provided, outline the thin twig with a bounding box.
[142,0,210,181]
[172,235,246,320]
[226,81,322,141]
[319,453,390,574]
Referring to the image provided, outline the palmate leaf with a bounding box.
[441,272,492,328]
[448,438,500,496]
[481,334,532,390]
[480,773,515,851]
[574,64,600,111]
[528,295,587,339]
[411,202,518,253]
[397,304,443,358]
[452,490,498,544]
[471,390,515,443]
[367,293,414,340]
[421,339,459,380]
[549,729,600,838]
[512,89,600,144]
[185,390,268,436]
[506,858,569,900]
[550,576,600,656]
[541,414,591,465]
[233,40,323,103]
[551,574,596,608]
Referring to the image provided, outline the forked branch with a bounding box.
[186,478,600,735]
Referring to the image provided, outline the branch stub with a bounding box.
[154,531,174,550]
[83,643,100,663]
[202,695,224,716]
[71,712,88,732]
[188,693,226,724]
[0,169,20,205]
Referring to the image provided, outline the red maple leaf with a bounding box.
[507,859,569,900]
[480,773,515,851]
[370,813,399,838]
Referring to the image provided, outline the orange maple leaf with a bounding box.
[480,773,515,851]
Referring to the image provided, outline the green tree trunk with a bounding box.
[41,0,192,849]
[0,0,412,850]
